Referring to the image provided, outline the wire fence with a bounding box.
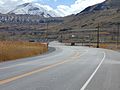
[59,27,120,50]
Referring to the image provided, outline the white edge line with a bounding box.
[80,52,106,90]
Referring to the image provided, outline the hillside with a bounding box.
[52,0,120,31]
[1,0,120,31]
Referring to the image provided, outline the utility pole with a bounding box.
[82,31,84,46]
[97,23,100,48]
[45,22,48,42]
[46,22,48,30]
[117,23,120,48]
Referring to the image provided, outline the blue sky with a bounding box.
[0,0,105,16]
[35,0,105,16]
[38,0,76,8]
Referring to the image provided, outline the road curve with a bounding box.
[0,41,120,90]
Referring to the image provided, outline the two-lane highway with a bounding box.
[0,41,120,90]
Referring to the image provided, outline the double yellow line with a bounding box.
[0,52,81,85]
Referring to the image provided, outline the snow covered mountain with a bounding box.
[0,6,6,14]
[8,3,60,18]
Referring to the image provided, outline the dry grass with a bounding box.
[0,41,48,62]
[91,43,120,51]
[99,43,120,51]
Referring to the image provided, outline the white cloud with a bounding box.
[22,0,36,3]
[56,5,71,15]
[0,1,4,4]
[0,0,106,16]
[56,0,106,16]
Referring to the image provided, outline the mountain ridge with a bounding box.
[80,0,120,14]
[51,0,120,30]
[8,2,60,18]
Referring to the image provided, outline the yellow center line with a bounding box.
[0,52,79,70]
[0,60,68,85]
[0,51,82,85]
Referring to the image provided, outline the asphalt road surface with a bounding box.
[0,41,120,90]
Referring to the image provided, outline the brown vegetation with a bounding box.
[99,43,120,50]
[91,43,120,51]
[0,41,48,62]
